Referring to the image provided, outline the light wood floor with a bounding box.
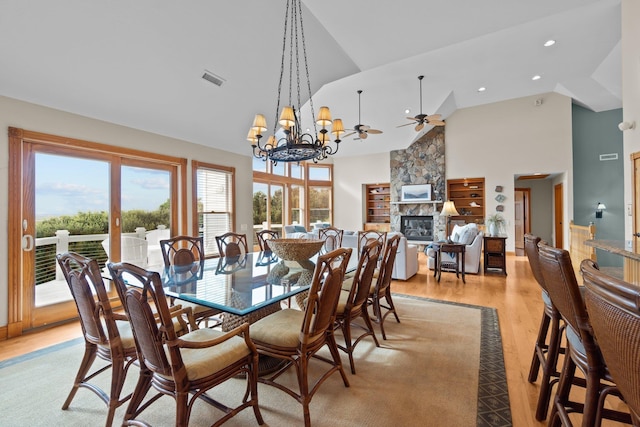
[0,253,628,427]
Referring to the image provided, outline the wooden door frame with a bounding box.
[554,183,564,248]
[514,187,531,248]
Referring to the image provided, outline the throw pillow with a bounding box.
[293,225,307,233]
[457,224,479,245]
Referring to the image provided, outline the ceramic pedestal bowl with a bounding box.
[267,238,324,262]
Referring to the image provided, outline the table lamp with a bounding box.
[440,200,459,240]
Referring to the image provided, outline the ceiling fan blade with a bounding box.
[396,122,415,128]
[342,131,356,138]
[354,137,361,141]
[360,132,368,139]
[359,124,370,131]
[406,117,419,121]
[426,114,442,120]
[429,120,446,126]
[415,122,424,132]
[367,129,382,134]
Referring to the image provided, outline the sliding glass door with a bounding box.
[9,129,181,332]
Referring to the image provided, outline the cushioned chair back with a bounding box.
[319,227,344,254]
[256,229,279,252]
[524,234,546,291]
[374,234,401,295]
[215,232,248,257]
[108,262,178,378]
[582,259,640,424]
[348,240,382,313]
[537,243,594,349]
[301,247,352,344]
[57,252,113,345]
[160,235,204,267]
[357,230,387,256]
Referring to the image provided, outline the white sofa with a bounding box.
[425,224,484,274]
[302,230,419,280]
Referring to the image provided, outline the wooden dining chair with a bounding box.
[357,230,387,256]
[368,234,401,340]
[160,235,222,328]
[334,239,382,374]
[249,247,353,427]
[524,234,565,421]
[56,252,138,427]
[216,232,249,257]
[256,229,279,252]
[107,261,264,427]
[318,227,344,254]
[537,243,630,427]
[582,259,640,426]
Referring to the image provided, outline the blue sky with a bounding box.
[35,153,170,218]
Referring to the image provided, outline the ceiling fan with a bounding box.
[342,90,383,140]
[397,75,445,131]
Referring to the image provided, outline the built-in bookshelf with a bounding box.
[446,177,485,224]
[364,183,390,230]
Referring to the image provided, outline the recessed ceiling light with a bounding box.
[543,39,556,47]
[405,109,411,114]
[478,87,486,92]
[532,75,541,81]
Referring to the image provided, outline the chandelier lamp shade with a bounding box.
[248,0,344,164]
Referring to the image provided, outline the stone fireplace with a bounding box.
[390,127,446,240]
[400,215,434,242]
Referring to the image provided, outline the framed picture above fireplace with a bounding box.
[401,184,432,202]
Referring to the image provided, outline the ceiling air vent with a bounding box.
[202,70,225,87]
[599,153,618,161]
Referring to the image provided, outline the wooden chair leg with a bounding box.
[62,343,98,410]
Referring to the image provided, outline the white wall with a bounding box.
[333,152,390,232]
[0,95,254,328]
[333,92,574,253]
[622,0,640,242]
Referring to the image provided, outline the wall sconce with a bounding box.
[618,121,636,131]
[595,202,606,218]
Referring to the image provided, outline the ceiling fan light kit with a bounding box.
[397,75,445,131]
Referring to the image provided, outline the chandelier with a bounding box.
[247,0,344,164]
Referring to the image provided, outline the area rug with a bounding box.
[0,295,512,426]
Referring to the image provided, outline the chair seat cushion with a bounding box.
[170,328,251,381]
[99,319,136,351]
[250,309,305,348]
[335,290,351,315]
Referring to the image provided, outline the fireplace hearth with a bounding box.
[400,215,434,242]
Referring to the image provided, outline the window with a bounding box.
[194,161,234,257]
[253,161,332,232]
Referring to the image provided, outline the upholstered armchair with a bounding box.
[426,223,484,274]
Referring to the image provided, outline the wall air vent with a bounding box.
[202,70,225,87]
[599,153,618,161]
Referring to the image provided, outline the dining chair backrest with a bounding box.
[524,234,546,291]
[537,242,601,363]
[347,240,383,314]
[256,229,279,252]
[582,259,640,424]
[357,230,387,256]
[373,234,401,296]
[215,232,249,257]
[57,252,119,349]
[159,235,204,267]
[318,227,344,254]
[301,247,352,345]
[108,262,179,378]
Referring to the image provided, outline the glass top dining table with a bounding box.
[153,250,357,317]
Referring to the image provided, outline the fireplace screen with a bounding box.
[400,215,434,241]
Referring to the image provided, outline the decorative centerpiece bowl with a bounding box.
[267,238,324,261]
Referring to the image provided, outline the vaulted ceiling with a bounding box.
[0,0,621,158]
